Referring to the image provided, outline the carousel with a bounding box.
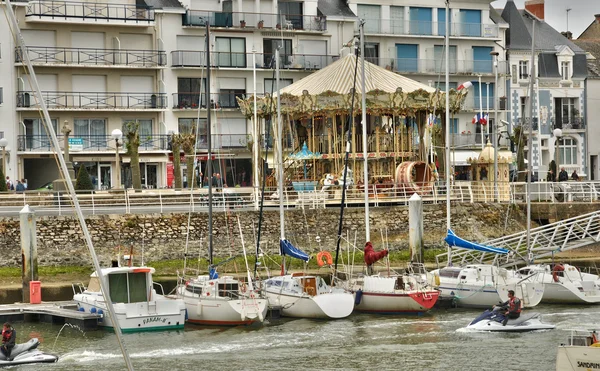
[237,54,467,194]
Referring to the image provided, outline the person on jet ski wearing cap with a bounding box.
[494,290,521,326]
[1,322,16,359]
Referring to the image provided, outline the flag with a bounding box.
[457,81,473,91]
[427,113,436,127]
[472,113,489,125]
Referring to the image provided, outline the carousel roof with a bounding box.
[279,54,436,96]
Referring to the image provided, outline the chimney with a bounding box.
[596,14,600,23]
[525,0,545,20]
[561,31,573,40]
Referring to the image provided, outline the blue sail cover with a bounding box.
[280,239,310,262]
[445,229,510,255]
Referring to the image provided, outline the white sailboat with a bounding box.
[261,48,354,320]
[556,330,600,371]
[174,24,268,325]
[335,22,440,314]
[74,265,186,332]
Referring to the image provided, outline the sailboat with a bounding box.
[432,15,544,309]
[174,24,268,325]
[335,23,440,314]
[260,48,354,319]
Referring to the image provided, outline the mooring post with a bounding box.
[409,193,423,264]
[20,205,38,303]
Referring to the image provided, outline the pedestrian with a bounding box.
[15,180,25,193]
[183,173,188,188]
[571,170,579,181]
[5,176,13,191]
[546,170,554,182]
[211,173,217,187]
[22,179,28,190]
[215,173,223,188]
[558,167,568,182]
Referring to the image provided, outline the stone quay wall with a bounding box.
[0,203,528,267]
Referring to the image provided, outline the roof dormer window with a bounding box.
[561,61,570,80]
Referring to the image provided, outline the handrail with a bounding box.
[17,46,166,67]
[16,91,167,109]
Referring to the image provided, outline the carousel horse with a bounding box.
[320,167,355,191]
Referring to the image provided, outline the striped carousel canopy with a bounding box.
[279,53,436,96]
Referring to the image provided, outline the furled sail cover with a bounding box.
[445,229,509,255]
[364,241,389,266]
[280,239,310,262]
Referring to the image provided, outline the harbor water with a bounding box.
[10,304,598,370]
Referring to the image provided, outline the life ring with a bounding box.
[316,251,333,267]
[552,264,564,282]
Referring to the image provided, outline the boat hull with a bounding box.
[265,291,354,319]
[354,290,439,313]
[437,283,501,308]
[542,282,600,304]
[182,294,268,326]
[556,346,600,371]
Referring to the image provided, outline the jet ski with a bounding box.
[464,309,556,332]
[0,338,58,366]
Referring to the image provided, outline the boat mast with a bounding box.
[2,1,134,368]
[360,21,369,243]
[526,20,536,264]
[207,23,214,266]
[276,48,286,272]
[445,0,452,266]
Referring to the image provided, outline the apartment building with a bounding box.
[347,0,509,176]
[501,0,588,178]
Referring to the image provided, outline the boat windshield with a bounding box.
[439,268,462,278]
[87,277,101,292]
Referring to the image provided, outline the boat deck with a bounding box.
[0,301,100,330]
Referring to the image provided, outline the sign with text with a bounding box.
[68,138,84,152]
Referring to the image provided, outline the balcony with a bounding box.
[171,50,338,70]
[172,92,246,110]
[16,46,166,68]
[358,19,499,38]
[25,0,155,26]
[18,134,169,152]
[554,116,585,130]
[16,91,167,110]
[183,11,326,32]
[389,58,506,76]
[187,134,249,150]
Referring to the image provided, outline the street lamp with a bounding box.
[553,128,562,181]
[0,138,8,174]
[111,129,123,189]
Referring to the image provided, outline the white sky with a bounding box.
[491,0,599,39]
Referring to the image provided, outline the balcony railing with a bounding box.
[554,116,585,130]
[18,134,169,152]
[171,50,339,70]
[16,46,166,67]
[16,91,167,110]
[25,0,155,24]
[389,58,505,75]
[358,19,499,38]
[172,92,245,109]
[183,11,326,32]
[181,134,249,150]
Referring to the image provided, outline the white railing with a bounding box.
[1,180,600,216]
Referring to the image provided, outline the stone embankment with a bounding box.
[0,203,528,267]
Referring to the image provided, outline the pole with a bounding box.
[206,23,213,266]
[114,138,121,189]
[479,74,483,150]
[253,50,259,208]
[486,82,490,142]
[526,20,536,264]
[494,53,499,201]
[360,23,369,242]
[276,48,285,271]
[1,147,5,175]
[3,1,133,368]
[445,0,451,266]
[20,205,38,303]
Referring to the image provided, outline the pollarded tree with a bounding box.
[124,121,142,191]
[180,125,197,188]
[511,125,527,181]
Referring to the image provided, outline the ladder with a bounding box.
[437,210,600,268]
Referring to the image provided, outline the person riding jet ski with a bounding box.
[493,290,521,326]
[1,322,16,359]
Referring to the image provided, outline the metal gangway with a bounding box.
[436,210,600,268]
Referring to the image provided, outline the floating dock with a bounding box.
[0,301,100,330]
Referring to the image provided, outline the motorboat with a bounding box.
[73,266,186,332]
[463,308,555,332]
[0,338,58,366]
[432,264,544,308]
[556,330,600,371]
[262,273,354,319]
[514,264,600,304]
[177,274,268,325]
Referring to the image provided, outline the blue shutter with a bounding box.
[396,44,418,72]
[409,7,432,35]
[473,46,492,73]
[437,8,450,36]
[473,82,495,110]
[459,9,481,37]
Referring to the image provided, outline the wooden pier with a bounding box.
[0,301,100,330]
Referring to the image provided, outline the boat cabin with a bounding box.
[86,267,154,303]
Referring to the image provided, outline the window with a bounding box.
[364,43,379,65]
[24,118,58,150]
[449,118,458,134]
[561,61,570,80]
[178,118,208,148]
[122,119,153,149]
[0,87,2,105]
[436,81,458,92]
[473,82,494,110]
[177,78,206,108]
[520,97,528,119]
[215,37,246,68]
[437,8,450,36]
[357,5,381,33]
[219,89,245,108]
[391,6,405,34]
[459,9,482,37]
[409,7,433,35]
[263,39,292,68]
[473,46,493,73]
[519,61,529,79]
[278,1,303,29]
[559,137,577,165]
[554,98,577,126]
[264,78,293,94]
[73,119,106,148]
[395,44,418,72]
[433,45,457,73]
